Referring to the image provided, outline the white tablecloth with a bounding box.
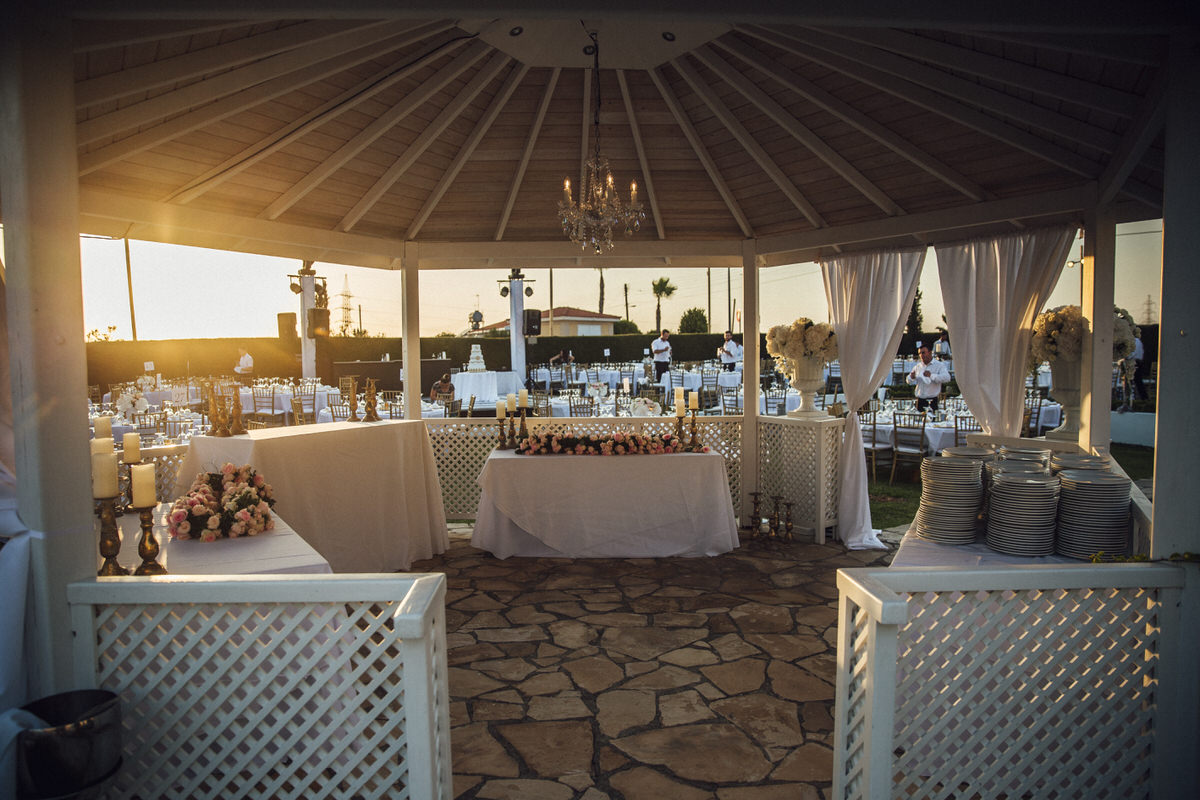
[452,371,521,404]
[891,529,1075,567]
[873,419,959,453]
[472,450,738,558]
[175,421,448,572]
[117,504,331,575]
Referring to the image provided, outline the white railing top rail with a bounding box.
[965,432,1084,453]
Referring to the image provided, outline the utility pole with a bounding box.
[358,304,363,333]
[707,268,712,333]
[624,283,630,320]
[1141,294,1157,324]
[338,275,353,336]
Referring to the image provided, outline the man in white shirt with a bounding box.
[1129,333,1146,400]
[233,345,254,377]
[717,330,741,371]
[651,330,672,382]
[933,332,951,360]
[906,345,951,413]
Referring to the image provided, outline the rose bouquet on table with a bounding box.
[168,462,276,541]
[766,317,838,384]
[135,374,156,392]
[515,429,708,455]
[115,390,149,416]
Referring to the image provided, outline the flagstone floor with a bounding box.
[407,524,904,800]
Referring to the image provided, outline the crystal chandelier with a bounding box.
[558,29,645,254]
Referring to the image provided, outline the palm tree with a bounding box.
[652,277,677,332]
[595,268,606,314]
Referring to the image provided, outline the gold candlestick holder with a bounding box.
[674,412,685,441]
[783,501,795,541]
[229,390,247,435]
[348,380,361,422]
[362,378,382,422]
[96,497,129,577]
[769,495,783,538]
[133,506,167,576]
[518,408,529,441]
[745,491,763,536]
[507,415,518,449]
[497,419,510,449]
[689,409,699,448]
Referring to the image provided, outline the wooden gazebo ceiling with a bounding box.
[66,9,1172,269]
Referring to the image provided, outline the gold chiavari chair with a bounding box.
[568,396,596,417]
[890,411,927,484]
[955,413,982,446]
[290,397,311,425]
[860,410,892,483]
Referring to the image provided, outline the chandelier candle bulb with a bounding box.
[563,179,571,203]
[519,389,529,407]
[122,432,140,464]
[496,401,506,419]
[90,437,113,456]
[93,415,112,439]
[507,393,517,413]
[92,452,119,498]
[130,463,156,508]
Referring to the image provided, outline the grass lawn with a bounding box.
[868,475,922,531]
[1111,443,1154,482]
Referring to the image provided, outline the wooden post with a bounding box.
[0,9,96,695]
[741,240,760,524]
[1079,207,1114,453]
[402,242,422,421]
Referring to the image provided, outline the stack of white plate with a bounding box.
[1049,452,1110,474]
[914,456,984,545]
[940,445,994,461]
[1055,470,1131,559]
[997,445,1052,468]
[986,472,1060,556]
[982,460,1046,518]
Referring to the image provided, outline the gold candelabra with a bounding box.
[497,418,510,449]
[348,380,361,422]
[507,415,518,449]
[518,408,529,441]
[362,378,382,422]
[96,497,129,576]
[133,506,168,576]
[229,390,247,435]
[689,410,699,448]
[746,491,762,536]
[674,412,684,441]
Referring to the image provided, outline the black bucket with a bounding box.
[16,689,122,800]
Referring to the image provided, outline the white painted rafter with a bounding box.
[258,39,491,220]
[671,56,830,226]
[340,51,513,232]
[76,20,408,145]
[405,62,531,239]
[648,66,755,238]
[1098,75,1166,206]
[495,67,560,241]
[72,19,251,52]
[709,39,991,202]
[616,69,665,240]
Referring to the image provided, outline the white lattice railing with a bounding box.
[425,417,744,520]
[832,564,1185,800]
[758,416,844,543]
[68,574,451,800]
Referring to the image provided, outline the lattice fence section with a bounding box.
[69,575,451,800]
[758,416,843,541]
[893,586,1161,799]
[142,443,190,501]
[834,595,874,800]
[425,417,743,519]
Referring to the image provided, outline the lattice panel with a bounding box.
[837,598,872,800]
[425,417,743,519]
[85,598,415,799]
[823,424,842,514]
[758,417,843,537]
[892,586,1162,799]
[142,443,190,501]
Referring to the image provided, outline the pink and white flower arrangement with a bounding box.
[115,390,150,416]
[515,430,709,455]
[167,462,276,541]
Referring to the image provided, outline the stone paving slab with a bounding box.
[410,523,895,798]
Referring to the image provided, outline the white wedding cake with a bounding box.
[466,344,487,372]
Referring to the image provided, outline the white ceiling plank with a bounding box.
[740,25,1102,179]
[648,66,755,238]
[258,39,491,220]
[758,183,1095,254]
[78,24,442,176]
[340,52,514,232]
[711,39,991,201]
[72,19,250,52]
[827,27,1141,115]
[1098,76,1166,206]
[616,69,665,240]
[671,57,830,225]
[495,67,561,241]
[778,26,1122,153]
[418,238,743,262]
[973,31,1166,67]
[406,63,531,239]
[687,48,904,216]
[166,21,461,204]
[76,19,409,145]
[76,19,382,106]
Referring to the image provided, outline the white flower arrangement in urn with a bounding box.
[765,318,838,416]
[115,390,149,417]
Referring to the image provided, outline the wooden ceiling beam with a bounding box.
[1098,75,1166,206]
[740,25,1102,179]
[406,63,531,239]
[617,69,665,240]
[72,19,249,52]
[166,21,461,204]
[777,26,1122,153]
[648,66,755,238]
[671,57,830,226]
[711,38,990,202]
[688,48,903,216]
[76,19,408,145]
[826,27,1141,115]
[78,24,441,175]
[340,51,514,232]
[495,67,560,241]
[76,19,379,106]
[258,39,490,220]
[972,31,1166,67]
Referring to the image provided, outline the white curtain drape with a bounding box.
[935,227,1076,437]
[821,248,925,549]
[0,259,14,486]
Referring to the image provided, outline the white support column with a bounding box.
[1151,29,1200,800]
[401,243,422,421]
[509,272,526,381]
[740,240,760,523]
[0,10,95,695]
[298,262,317,380]
[1079,208,1114,453]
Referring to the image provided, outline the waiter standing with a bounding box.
[906,345,951,413]
[651,330,672,383]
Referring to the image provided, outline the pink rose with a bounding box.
[177,520,191,536]
[200,529,217,543]
[221,463,235,475]
[206,515,221,530]
[254,474,265,487]
[170,509,187,524]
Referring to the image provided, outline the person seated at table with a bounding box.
[233,345,254,382]
[429,373,455,403]
[651,329,672,382]
[933,331,952,360]
[548,349,574,366]
[906,345,951,413]
[717,330,741,372]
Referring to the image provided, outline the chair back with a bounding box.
[954,413,982,446]
[720,386,742,415]
[568,396,596,417]
[338,376,356,402]
[532,390,551,417]
[290,397,309,425]
[860,410,877,444]
[464,396,476,417]
[893,412,927,454]
[444,399,462,417]
[765,388,787,416]
[435,391,454,407]
[251,386,275,414]
[329,403,350,421]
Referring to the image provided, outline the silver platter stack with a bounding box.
[913,456,984,545]
[1055,470,1131,559]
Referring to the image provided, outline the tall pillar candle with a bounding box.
[93,415,112,439]
[674,387,685,409]
[130,463,156,508]
[122,432,140,463]
[496,400,506,419]
[507,393,517,413]
[89,437,113,456]
[91,452,118,498]
[519,388,529,408]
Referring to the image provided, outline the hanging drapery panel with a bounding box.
[935,226,1076,438]
[821,247,925,549]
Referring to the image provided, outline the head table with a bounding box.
[173,420,448,572]
[472,449,738,559]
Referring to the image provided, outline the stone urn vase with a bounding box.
[1045,357,1080,440]
[787,356,829,418]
